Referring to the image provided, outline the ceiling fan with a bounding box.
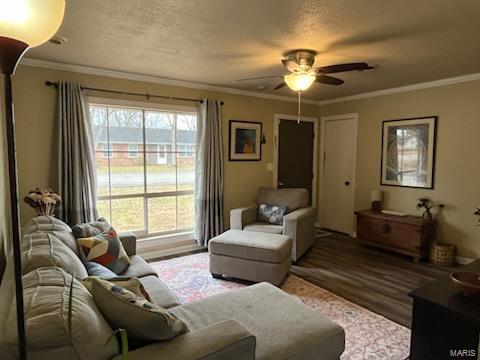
[238,49,375,92]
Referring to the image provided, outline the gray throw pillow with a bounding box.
[90,277,187,341]
[72,218,111,238]
[85,262,117,279]
[258,203,287,225]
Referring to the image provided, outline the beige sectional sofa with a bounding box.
[0,216,345,359]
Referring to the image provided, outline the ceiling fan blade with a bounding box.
[316,75,344,85]
[273,82,286,90]
[315,62,374,74]
[236,75,283,81]
[282,59,302,72]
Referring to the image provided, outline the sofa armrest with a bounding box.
[283,207,316,261]
[117,319,256,360]
[230,205,258,230]
[118,232,137,256]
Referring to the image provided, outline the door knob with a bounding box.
[344,181,350,186]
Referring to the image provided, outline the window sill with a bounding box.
[137,231,202,261]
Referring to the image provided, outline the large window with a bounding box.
[89,103,197,237]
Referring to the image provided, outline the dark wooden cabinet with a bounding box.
[409,260,480,360]
[355,210,435,261]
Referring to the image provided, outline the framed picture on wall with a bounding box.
[381,116,438,189]
[229,120,262,161]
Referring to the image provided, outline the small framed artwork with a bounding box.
[229,120,262,161]
[381,116,438,189]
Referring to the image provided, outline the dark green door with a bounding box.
[278,119,314,205]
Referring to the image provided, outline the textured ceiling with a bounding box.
[25,0,480,100]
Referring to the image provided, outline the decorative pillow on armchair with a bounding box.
[258,203,287,225]
[76,225,130,274]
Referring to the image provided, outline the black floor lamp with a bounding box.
[0,2,65,359]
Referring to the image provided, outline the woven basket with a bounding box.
[429,243,456,266]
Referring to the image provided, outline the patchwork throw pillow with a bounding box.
[258,203,287,225]
[77,226,130,274]
[82,276,155,303]
[90,277,187,340]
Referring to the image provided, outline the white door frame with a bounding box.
[273,113,319,208]
[318,113,358,235]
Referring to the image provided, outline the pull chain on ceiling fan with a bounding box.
[237,49,375,123]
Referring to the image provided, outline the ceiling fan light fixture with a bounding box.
[284,72,316,92]
[0,0,65,47]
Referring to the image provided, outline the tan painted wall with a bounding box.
[12,65,317,227]
[318,80,480,259]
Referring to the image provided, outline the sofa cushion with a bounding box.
[170,282,345,360]
[208,229,291,263]
[77,227,130,274]
[243,222,283,234]
[5,267,119,360]
[23,216,79,256]
[256,187,308,213]
[138,275,182,309]
[258,203,287,225]
[120,255,158,278]
[22,232,88,279]
[90,277,187,341]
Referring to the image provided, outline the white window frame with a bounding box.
[89,98,197,240]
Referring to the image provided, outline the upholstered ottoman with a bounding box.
[208,229,292,286]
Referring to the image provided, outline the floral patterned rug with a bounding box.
[150,252,410,360]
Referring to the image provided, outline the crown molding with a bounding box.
[317,72,480,106]
[19,57,318,105]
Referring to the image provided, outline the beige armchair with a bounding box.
[230,187,316,262]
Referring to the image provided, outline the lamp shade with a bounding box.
[371,190,382,202]
[0,0,65,47]
[284,73,316,92]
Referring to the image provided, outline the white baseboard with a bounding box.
[456,255,475,265]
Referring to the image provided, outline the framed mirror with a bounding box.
[381,116,437,189]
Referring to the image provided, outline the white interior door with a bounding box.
[320,115,357,234]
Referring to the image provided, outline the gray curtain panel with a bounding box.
[57,82,98,226]
[195,99,224,246]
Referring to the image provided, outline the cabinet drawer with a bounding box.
[358,216,422,250]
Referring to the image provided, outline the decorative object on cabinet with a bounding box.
[355,210,435,262]
[416,197,444,221]
[370,190,382,211]
[381,116,437,189]
[229,120,262,161]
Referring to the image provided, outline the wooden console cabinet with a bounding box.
[355,210,435,261]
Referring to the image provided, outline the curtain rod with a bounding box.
[44,81,224,105]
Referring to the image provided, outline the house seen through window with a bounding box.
[89,103,197,237]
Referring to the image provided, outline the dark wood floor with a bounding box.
[291,233,459,328]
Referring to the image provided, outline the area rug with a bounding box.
[150,252,410,360]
